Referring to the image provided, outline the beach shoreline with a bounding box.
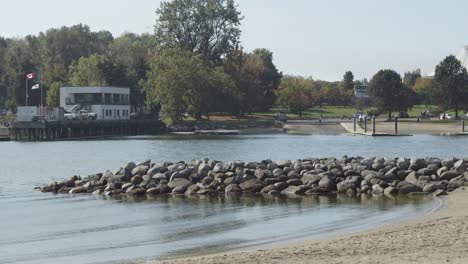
[146,188,468,264]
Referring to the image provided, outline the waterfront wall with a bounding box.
[39,156,467,198]
[11,119,165,141]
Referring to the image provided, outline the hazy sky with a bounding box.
[1,0,468,81]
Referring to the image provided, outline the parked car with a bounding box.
[420,110,432,119]
[64,110,97,120]
[78,110,97,120]
[64,111,78,120]
[439,113,453,120]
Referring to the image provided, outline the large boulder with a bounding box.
[405,171,419,184]
[398,183,423,195]
[213,162,229,173]
[440,171,461,181]
[167,178,191,189]
[454,160,466,173]
[239,179,264,193]
[318,177,336,190]
[336,180,356,193]
[277,160,292,168]
[131,165,149,176]
[69,186,88,194]
[225,184,242,194]
[280,186,305,195]
[254,169,273,181]
[301,173,321,185]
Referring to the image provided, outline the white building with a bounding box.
[60,87,131,120]
[353,85,369,98]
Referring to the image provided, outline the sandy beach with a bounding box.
[147,188,468,264]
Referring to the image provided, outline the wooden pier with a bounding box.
[10,119,165,141]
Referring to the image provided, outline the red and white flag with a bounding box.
[26,73,35,79]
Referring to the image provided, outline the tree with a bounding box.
[403,69,421,88]
[368,69,411,120]
[433,55,468,118]
[45,81,63,107]
[343,71,354,90]
[275,75,313,116]
[108,33,152,107]
[68,54,107,86]
[143,49,238,121]
[154,0,242,63]
[224,48,282,115]
[412,77,433,107]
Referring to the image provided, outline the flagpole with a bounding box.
[25,78,28,107]
[40,62,43,120]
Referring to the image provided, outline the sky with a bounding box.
[1,0,468,81]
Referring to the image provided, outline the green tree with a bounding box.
[68,54,107,86]
[433,55,468,118]
[2,38,35,109]
[143,49,238,121]
[45,81,63,107]
[154,0,242,63]
[368,69,411,120]
[108,33,152,106]
[412,77,433,107]
[275,75,313,116]
[343,71,354,90]
[224,48,282,115]
[403,69,421,88]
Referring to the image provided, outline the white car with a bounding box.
[439,113,453,120]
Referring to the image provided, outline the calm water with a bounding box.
[0,134,467,264]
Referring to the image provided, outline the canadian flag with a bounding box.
[26,73,35,79]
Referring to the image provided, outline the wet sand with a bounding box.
[147,188,468,264]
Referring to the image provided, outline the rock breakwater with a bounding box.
[39,157,468,198]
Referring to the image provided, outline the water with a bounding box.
[0,134,466,264]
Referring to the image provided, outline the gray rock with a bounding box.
[410,158,427,171]
[318,177,336,190]
[384,186,397,196]
[239,179,264,193]
[286,179,302,186]
[131,165,149,176]
[277,160,292,168]
[301,173,321,185]
[69,186,88,194]
[172,186,187,194]
[167,178,191,189]
[454,160,466,173]
[423,183,439,193]
[213,162,228,173]
[255,169,273,180]
[398,184,423,195]
[372,184,384,195]
[405,171,419,184]
[281,186,304,195]
[337,180,356,193]
[440,171,461,181]
[437,167,448,177]
[127,188,146,196]
[225,184,242,194]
